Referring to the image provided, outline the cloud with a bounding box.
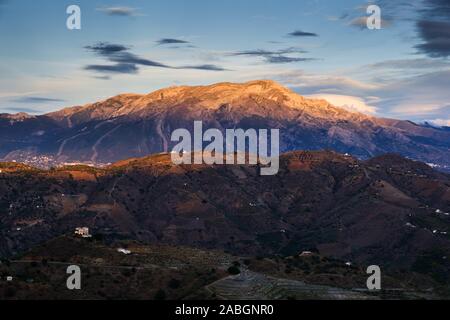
[337,2,396,30]
[306,94,378,115]
[12,97,65,103]
[84,42,227,75]
[156,38,190,45]
[108,52,170,68]
[362,1,450,57]
[264,56,314,64]
[368,70,450,120]
[273,70,380,94]
[425,118,450,127]
[97,6,139,16]
[177,64,229,71]
[232,48,307,57]
[85,43,130,55]
[230,47,313,64]
[84,42,171,75]
[368,58,450,70]
[3,106,42,114]
[269,68,450,121]
[93,75,111,80]
[415,20,450,57]
[419,0,450,20]
[84,63,139,74]
[288,30,318,37]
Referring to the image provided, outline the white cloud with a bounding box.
[306,94,378,115]
[269,68,450,122]
[425,118,450,127]
[271,70,380,93]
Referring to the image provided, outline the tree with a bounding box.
[168,278,181,289]
[154,289,167,300]
[227,266,240,275]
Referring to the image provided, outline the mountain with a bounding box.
[1,80,449,170]
[1,151,449,278]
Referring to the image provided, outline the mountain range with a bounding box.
[1,151,449,272]
[1,80,449,170]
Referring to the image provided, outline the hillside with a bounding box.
[1,151,449,282]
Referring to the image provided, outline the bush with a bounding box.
[4,286,16,298]
[168,278,181,289]
[227,266,240,275]
[154,289,167,300]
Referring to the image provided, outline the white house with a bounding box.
[117,248,131,255]
[74,227,92,238]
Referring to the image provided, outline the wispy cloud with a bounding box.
[108,52,170,68]
[271,67,450,122]
[84,42,171,75]
[273,70,380,94]
[12,97,65,103]
[368,58,450,70]
[230,47,314,64]
[84,63,139,74]
[348,16,392,29]
[231,48,307,56]
[156,38,190,45]
[264,56,315,64]
[84,42,227,76]
[177,64,229,71]
[97,6,140,17]
[2,106,42,114]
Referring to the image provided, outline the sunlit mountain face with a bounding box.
[1,0,450,302]
[1,80,450,170]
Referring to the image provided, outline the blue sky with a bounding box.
[0,0,449,125]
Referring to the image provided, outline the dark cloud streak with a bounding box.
[97,6,138,16]
[84,63,139,74]
[84,42,171,75]
[12,97,65,103]
[177,64,229,71]
[367,0,450,58]
[85,43,129,55]
[230,47,314,64]
[156,38,190,45]
[288,30,318,37]
[415,20,450,57]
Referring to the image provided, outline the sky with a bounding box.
[0,0,449,125]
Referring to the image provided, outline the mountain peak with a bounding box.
[44,79,373,128]
[132,79,309,112]
[0,112,34,121]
